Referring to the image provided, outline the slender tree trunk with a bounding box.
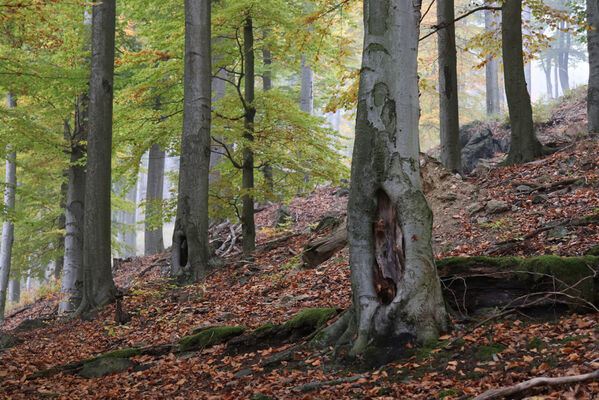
[502,0,543,165]
[120,184,137,256]
[558,23,571,92]
[55,165,68,280]
[0,94,17,324]
[542,58,554,99]
[8,278,19,304]
[209,69,227,186]
[588,0,599,133]
[262,33,274,194]
[300,55,314,114]
[437,0,461,173]
[314,0,448,361]
[78,0,117,314]
[241,17,256,255]
[145,143,165,255]
[485,7,501,115]
[171,0,212,283]
[554,56,560,98]
[522,5,532,94]
[58,101,87,314]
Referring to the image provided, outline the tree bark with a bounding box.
[558,23,571,92]
[241,16,256,255]
[502,0,543,165]
[8,278,19,304]
[209,69,227,187]
[437,0,461,173]
[541,57,554,99]
[588,0,599,133]
[262,33,274,193]
[314,0,448,361]
[171,0,212,283]
[300,55,314,114]
[522,5,532,95]
[58,98,87,314]
[78,0,117,313]
[144,143,165,256]
[484,6,501,115]
[121,184,137,257]
[0,93,17,324]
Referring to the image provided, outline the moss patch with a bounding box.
[527,337,546,351]
[475,343,506,361]
[438,389,461,399]
[282,308,339,332]
[251,323,278,338]
[179,326,245,352]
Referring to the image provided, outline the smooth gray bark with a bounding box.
[58,99,87,314]
[171,0,212,283]
[485,7,501,115]
[262,35,274,193]
[502,0,543,165]
[209,69,227,186]
[523,5,531,94]
[437,0,461,173]
[78,0,117,313]
[300,55,314,114]
[241,17,256,255]
[588,0,599,133]
[120,184,137,257]
[8,278,19,304]
[315,0,448,359]
[557,22,571,92]
[144,143,165,255]
[0,93,17,324]
[541,57,554,99]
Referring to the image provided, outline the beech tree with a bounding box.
[437,0,461,173]
[485,5,501,115]
[588,0,599,134]
[0,94,17,324]
[171,0,213,282]
[78,0,117,313]
[502,0,544,165]
[145,143,165,256]
[314,0,448,360]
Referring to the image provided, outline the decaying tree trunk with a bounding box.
[313,0,449,362]
[303,221,348,268]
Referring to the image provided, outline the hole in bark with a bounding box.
[373,190,405,305]
[174,230,188,268]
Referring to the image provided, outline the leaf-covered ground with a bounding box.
[2,91,599,399]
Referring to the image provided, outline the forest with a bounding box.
[1,0,599,398]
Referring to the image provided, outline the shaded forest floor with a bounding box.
[2,89,599,399]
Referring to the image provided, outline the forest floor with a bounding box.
[2,89,599,399]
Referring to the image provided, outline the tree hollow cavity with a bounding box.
[373,190,405,304]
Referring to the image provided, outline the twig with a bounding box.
[471,369,599,400]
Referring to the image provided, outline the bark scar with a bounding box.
[373,190,405,304]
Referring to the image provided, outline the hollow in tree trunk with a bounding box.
[313,0,448,363]
[501,0,543,165]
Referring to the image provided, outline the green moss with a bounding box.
[250,395,271,400]
[438,389,460,399]
[179,326,245,352]
[251,323,278,338]
[475,344,506,361]
[377,387,392,396]
[527,337,545,351]
[586,246,599,256]
[282,308,338,331]
[97,348,142,360]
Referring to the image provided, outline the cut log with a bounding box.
[302,222,348,268]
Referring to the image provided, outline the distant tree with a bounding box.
[78,0,117,313]
[0,94,17,324]
[485,5,502,115]
[437,0,461,173]
[145,143,165,256]
[502,0,544,165]
[314,0,448,360]
[588,0,599,134]
[171,0,213,283]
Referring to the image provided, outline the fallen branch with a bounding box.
[471,369,599,400]
[511,177,583,193]
[291,374,365,393]
[257,233,301,252]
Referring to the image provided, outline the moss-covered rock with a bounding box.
[78,358,134,378]
[0,332,16,349]
[282,308,339,333]
[179,326,245,352]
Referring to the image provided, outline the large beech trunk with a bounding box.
[171,0,212,282]
[437,0,461,173]
[588,0,599,134]
[0,94,17,324]
[78,0,117,313]
[502,0,543,165]
[315,0,448,361]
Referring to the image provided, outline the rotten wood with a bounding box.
[302,222,347,268]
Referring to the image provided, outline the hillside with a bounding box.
[1,90,599,399]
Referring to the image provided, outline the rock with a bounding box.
[79,358,135,379]
[466,203,484,216]
[548,226,569,239]
[0,332,15,349]
[437,193,457,202]
[486,200,510,214]
[274,205,294,228]
[14,318,46,332]
[477,217,488,224]
[277,294,310,308]
[515,185,532,193]
[532,194,549,204]
[334,187,349,197]
[216,312,239,321]
[234,368,252,378]
[460,125,509,175]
